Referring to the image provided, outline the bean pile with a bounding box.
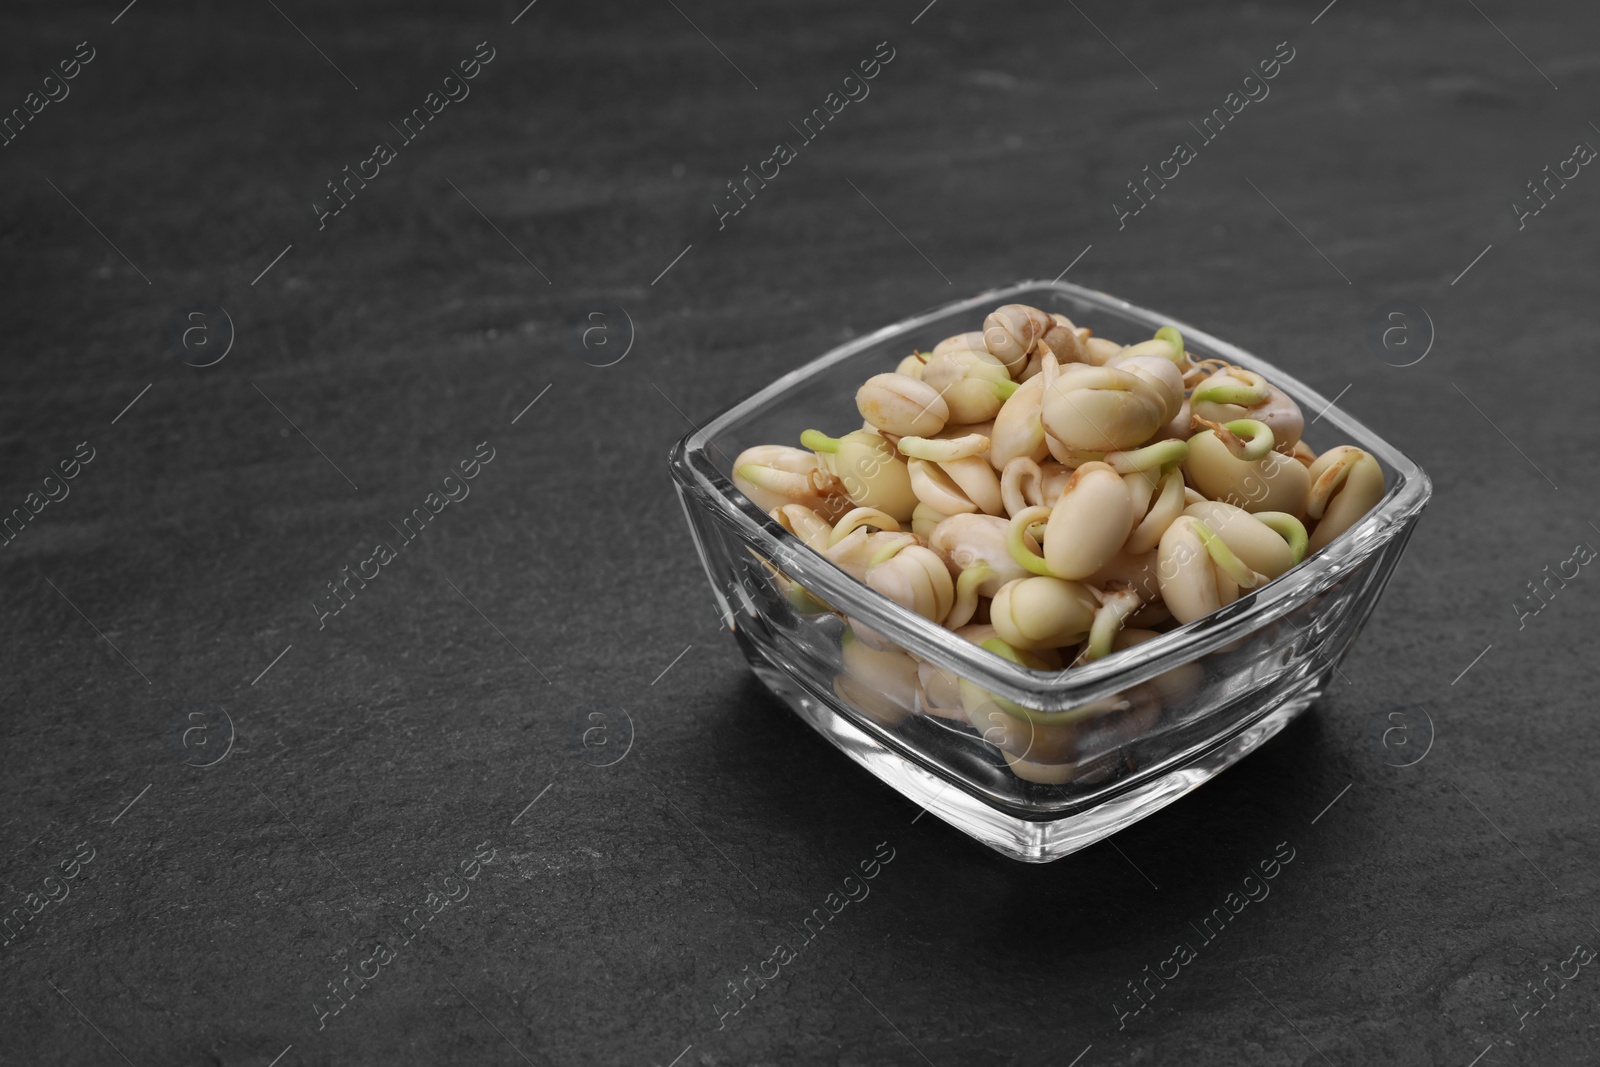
[732,303,1384,778]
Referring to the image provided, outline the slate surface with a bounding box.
[2,0,1597,1064]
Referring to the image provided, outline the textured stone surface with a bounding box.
[2,0,1598,1064]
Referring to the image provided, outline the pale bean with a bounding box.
[928,513,1029,596]
[1082,336,1123,366]
[802,428,918,520]
[837,629,920,727]
[898,432,989,462]
[829,506,902,545]
[1040,364,1168,452]
[989,575,1099,650]
[894,353,927,379]
[1157,515,1266,624]
[1000,456,1045,517]
[856,373,949,437]
[1191,368,1305,452]
[910,501,947,539]
[1306,446,1385,552]
[770,504,834,552]
[1044,461,1133,580]
[987,373,1051,470]
[931,331,988,357]
[866,544,956,622]
[1182,499,1295,579]
[824,528,918,583]
[983,303,1051,374]
[941,455,1005,516]
[733,444,846,518]
[1038,313,1086,364]
[908,458,978,515]
[1126,466,1187,555]
[1182,429,1310,516]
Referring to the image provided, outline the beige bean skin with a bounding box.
[952,623,1062,670]
[1127,600,1172,629]
[1182,430,1310,516]
[915,659,960,710]
[922,349,1013,423]
[1043,461,1133,580]
[989,576,1099,650]
[1125,467,1187,555]
[1306,446,1385,553]
[824,528,918,583]
[732,444,846,518]
[983,303,1051,374]
[928,513,1030,596]
[866,544,956,623]
[1039,462,1073,505]
[915,660,968,720]
[1082,336,1123,366]
[1040,364,1168,452]
[1116,337,1182,364]
[898,432,989,463]
[908,458,978,515]
[1157,516,1267,625]
[813,430,919,521]
[894,353,927,379]
[941,455,1005,515]
[770,504,834,552]
[1000,456,1045,517]
[828,506,902,545]
[856,373,949,437]
[1182,499,1295,579]
[1086,548,1161,603]
[1149,396,1191,443]
[931,331,988,358]
[1038,313,1086,365]
[837,629,920,727]
[910,501,948,539]
[1109,352,1186,425]
[988,373,1051,470]
[923,348,1010,389]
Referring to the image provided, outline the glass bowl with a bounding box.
[668,280,1431,862]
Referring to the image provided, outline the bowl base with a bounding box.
[740,630,1328,862]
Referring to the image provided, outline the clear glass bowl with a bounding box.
[668,281,1431,862]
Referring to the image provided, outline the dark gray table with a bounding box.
[3,1,1596,1063]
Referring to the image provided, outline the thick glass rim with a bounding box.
[669,279,1432,712]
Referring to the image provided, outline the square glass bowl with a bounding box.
[669,280,1431,862]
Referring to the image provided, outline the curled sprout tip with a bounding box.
[1084,587,1141,662]
[1255,511,1309,564]
[799,428,840,453]
[945,562,991,629]
[1193,370,1269,408]
[1006,505,1056,577]
[1153,326,1186,364]
[1217,419,1275,461]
